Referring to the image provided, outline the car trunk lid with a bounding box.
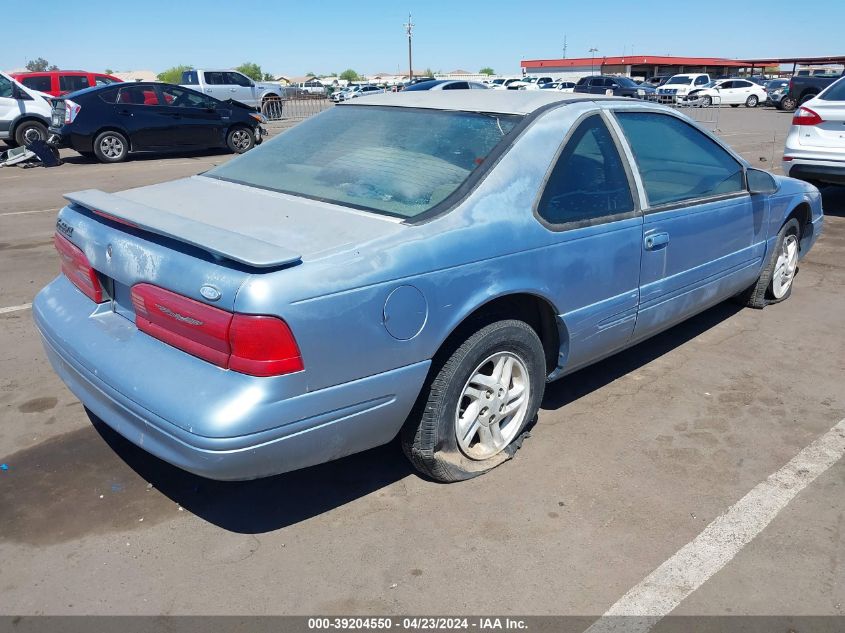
[797,100,845,151]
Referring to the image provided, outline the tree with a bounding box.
[339,69,359,82]
[105,68,114,75]
[479,67,495,76]
[263,72,276,81]
[235,62,263,81]
[25,57,50,72]
[157,65,193,84]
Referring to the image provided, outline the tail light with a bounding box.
[792,107,824,126]
[54,233,105,303]
[130,283,303,377]
[64,99,82,124]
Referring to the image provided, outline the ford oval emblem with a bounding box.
[200,285,222,301]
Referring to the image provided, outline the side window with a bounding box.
[537,114,634,226]
[22,76,52,92]
[98,88,119,104]
[443,82,469,90]
[59,75,91,92]
[94,75,118,85]
[694,76,709,85]
[116,85,160,106]
[719,81,734,89]
[227,72,252,87]
[616,112,744,207]
[0,75,13,98]
[735,81,751,88]
[182,71,199,85]
[576,77,590,86]
[204,72,225,85]
[159,85,210,108]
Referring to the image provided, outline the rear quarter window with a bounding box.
[22,76,52,92]
[98,88,119,104]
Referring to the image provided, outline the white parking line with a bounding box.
[0,208,56,218]
[0,303,32,315]
[584,417,845,633]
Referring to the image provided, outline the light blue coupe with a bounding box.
[34,92,823,482]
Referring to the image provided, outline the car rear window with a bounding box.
[206,105,522,218]
[820,78,845,101]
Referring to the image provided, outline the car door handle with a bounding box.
[205,89,212,93]
[644,232,670,250]
[230,88,237,92]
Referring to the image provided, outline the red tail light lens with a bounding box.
[131,284,232,367]
[229,315,304,377]
[54,233,105,303]
[64,99,82,124]
[129,283,303,377]
[792,107,823,126]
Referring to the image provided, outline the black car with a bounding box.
[48,82,267,163]
[573,75,654,97]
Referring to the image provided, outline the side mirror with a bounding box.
[747,168,778,194]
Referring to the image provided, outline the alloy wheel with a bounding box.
[772,234,798,299]
[455,352,530,460]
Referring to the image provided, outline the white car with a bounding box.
[492,78,525,90]
[783,75,845,187]
[518,76,554,90]
[549,80,576,93]
[656,73,711,102]
[686,78,768,107]
[0,71,53,147]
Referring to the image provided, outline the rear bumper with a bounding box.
[33,276,429,480]
[785,158,845,186]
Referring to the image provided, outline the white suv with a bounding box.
[657,73,711,102]
[783,75,845,187]
[0,72,53,147]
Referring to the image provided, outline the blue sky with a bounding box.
[3,0,843,76]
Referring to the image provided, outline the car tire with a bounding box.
[702,96,713,106]
[226,126,255,153]
[780,95,797,111]
[93,130,129,163]
[401,319,546,482]
[14,120,48,147]
[745,95,759,108]
[735,218,801,309]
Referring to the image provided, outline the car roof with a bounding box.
[342,91,625,115]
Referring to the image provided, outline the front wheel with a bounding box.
[780,95,797,111]
[401,320,546,482]
[702,95,713,107]
[735,218,801,309]
[745,95,759,108]
[226,126,255,153]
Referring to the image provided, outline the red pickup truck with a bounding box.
[11,70,122,97]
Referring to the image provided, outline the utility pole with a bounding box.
[589,47,599,75]
[562,34,567,59]
[404,13,414,81]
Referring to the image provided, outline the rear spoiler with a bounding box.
[64,189,302,268]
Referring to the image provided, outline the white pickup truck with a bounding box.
[180,69,285,108]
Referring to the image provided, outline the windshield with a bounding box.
[666,76,692,85]
[206,106,522,218]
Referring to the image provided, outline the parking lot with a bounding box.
[1,106,843,620]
